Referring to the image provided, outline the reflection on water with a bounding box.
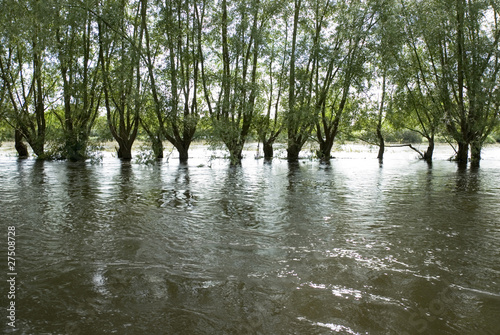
[1,150,500,334]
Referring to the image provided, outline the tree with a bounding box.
[368,0,401,162]
[254,4,289,159]
[449,0,500,166]
[391,0,445,163]
[284,0,375,161]
[286,0,310,161]
[314,0,376,160]
[402,0,500,167]
[54,0,102,161]
[0,0,51,158]
[140,102,165,159]
[200,0,263,164]
[137,0,164,159]
[138,0,203,161]
[98,0,143,160]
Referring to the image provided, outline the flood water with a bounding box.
[1,144,500,334]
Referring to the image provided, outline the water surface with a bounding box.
[1,145,499,334]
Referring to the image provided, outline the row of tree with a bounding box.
[1,0,499,166]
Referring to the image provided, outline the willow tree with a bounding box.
[0,0,50,158]
[313,0,376,160]
[284,0,372,161]
[160,0,203,161]
[286,0,310,161]
[403,0,500,167]
[390,0,447,163]
[449,0,500,166]
[138,0,164,159]
[98,0,143,160]
[139,0,203,161]
[254,4,289,159]
[54,0,102,161]
[196,0,264,164]
[366,0,406,162]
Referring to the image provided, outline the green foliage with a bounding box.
[134,144,159,165]
[0,119,13,143]
[386,129,422,144]
[91,116,114,142]
[0,0,497,163]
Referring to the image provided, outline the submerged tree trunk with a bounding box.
[65,131,89,162]
[152,138,163,159]
[14,129,29,158]
[456,141,469,165]
[287,140,302,162]
[175,141,190,162]
[318,138,335,161]
[116,140,133,160]
[140,117,164,159]
[470,140,481,168]
[376,74,386,162]
[263,140,274,159]
[423,139,434,163]
[227,141,244,165]
[376,128,385,161]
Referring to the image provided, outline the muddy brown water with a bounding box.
[1,144,499,334]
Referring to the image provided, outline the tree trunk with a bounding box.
[456,141,469,165]
[470,140,481,168]
[117,141,133,160]
[376,132,385,161]
[287,141,301,161]
[423,139,434,163]
[228,143,243,165]
[15,129,29,158]
[152,138,163,159]
[376,113,385,161]
[376,74,386,162]
[176,143,189,162]
[317,140,334,161]
[286,0,301,163]
[263,140,274,159]
[65,130,87,162]
[29,138,45,158]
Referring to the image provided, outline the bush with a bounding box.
[401,130,423,143]
[384,129,422,143]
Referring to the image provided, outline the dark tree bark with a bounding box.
[422,139,434,164]
[376,75,386,162]
[376,127,385,161]
[152,138,164,159]
[317,136,335,161]
[286,0,303,162]
[287,141,302,162]
[116,141,133,160]
[263,140,274,159]
[14,129,29,158]
[470,140,481,168]
[176,142,190,162]
[456,141,469,164]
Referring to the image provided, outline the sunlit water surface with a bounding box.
[1,144,500,334]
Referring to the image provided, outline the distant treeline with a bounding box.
[1,0,499,166]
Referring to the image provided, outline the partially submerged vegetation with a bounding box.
[1,0,499,167]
